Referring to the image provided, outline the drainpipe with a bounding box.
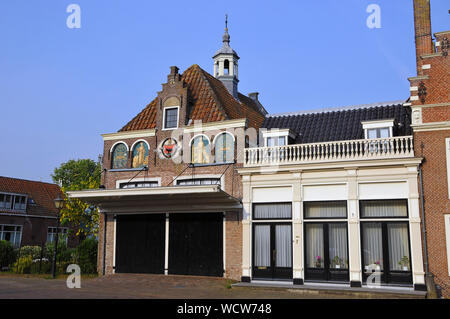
[419,153,437,297]
[102,212,107,276]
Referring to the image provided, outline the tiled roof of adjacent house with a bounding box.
[263,100,412,144]
[119,64,266,131]
[0,176,61,216]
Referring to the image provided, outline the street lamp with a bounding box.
[51,197,64,279]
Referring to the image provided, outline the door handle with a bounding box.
[272,249,276,261]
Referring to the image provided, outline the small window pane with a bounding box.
[253,203,292,219]
[367,129,378,139]
[304,201,347,219]
[360,200,408,218]
[379,128,390,138]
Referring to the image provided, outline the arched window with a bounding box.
[191,135,211,164]
[215,133,234,163]
[224,59,230,75]
[111,143,128,169]
[131,141,149,168]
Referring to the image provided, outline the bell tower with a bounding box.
[213,15,240,100]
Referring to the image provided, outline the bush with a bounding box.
[0,240,16,269]
[19,246,42,259]
[77,238,98,274]
[13,255,33,274]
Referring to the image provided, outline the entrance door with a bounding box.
[169,213,223,277]
[252,223,292,280]
[361,222,412,285]
[304,223,349,282]
[115,214,165,274]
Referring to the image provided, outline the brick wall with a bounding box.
[414,130,450,297]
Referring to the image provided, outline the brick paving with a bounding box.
[0,273,424,299]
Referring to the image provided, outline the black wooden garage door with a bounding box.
[169,213,223,277]
[115,214,165,274]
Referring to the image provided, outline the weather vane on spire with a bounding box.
[225,14,228,30]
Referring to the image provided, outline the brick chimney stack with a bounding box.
[413,0,434,74]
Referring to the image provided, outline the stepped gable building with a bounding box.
[70,23,267,280]
[0,176,76,248]
[406,0,450,298]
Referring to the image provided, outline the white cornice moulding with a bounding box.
[182,118,248,133]
[102,129,156,141]
[412,121,450,132]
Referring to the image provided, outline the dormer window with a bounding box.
[362,119,394,139]
[262,129,296,147]
[0,193,27,211]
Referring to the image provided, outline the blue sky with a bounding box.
[0,1,448,182]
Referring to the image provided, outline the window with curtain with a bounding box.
[328,224,348,269]
[0,225,22,248]
[111,143,128,169]
[254,225,270,268]
[360,199,408,218]
[304,201,347,219]
[305,224,324,269]
[275,225,292,268]
[362,222,384,271]
[388,223,410,271]
[214,133,234,163]
[253,203,292,220]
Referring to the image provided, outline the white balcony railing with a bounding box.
[244,136,414,167]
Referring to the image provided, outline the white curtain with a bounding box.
[254,203,292,219]
[305,224,324,268]
[254,225,270,267]
[304,202,347,218]
[275,225,292,268]
[362,223,383,269]
[328,224,348,268]
[388,223,410,271]
[361,200,407,217]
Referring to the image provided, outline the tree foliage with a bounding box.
[51,159,101,237]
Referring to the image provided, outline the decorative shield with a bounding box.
[160,138,179,159]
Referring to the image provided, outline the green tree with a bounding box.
[51,159,102,238]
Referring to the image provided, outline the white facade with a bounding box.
[239,158,426,289]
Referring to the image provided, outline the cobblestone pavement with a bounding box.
[0,273,420,299]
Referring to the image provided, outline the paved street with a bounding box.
[0,273,424,299]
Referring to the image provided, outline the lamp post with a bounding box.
[51,197,64,279]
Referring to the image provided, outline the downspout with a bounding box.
[102,212,107,276]
[419,145,437,297]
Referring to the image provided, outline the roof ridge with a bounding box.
[0,176,59,187]
[268,100,407,118]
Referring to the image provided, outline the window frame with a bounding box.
[303,201,348,220]
[47,227,69,244]
[0,224,22,248]
[0,192,27,212]
[359,199,409,219]
[252,202,293,221]
[162,106,180,130]
[213,132,235,164]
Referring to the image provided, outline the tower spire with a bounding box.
[223,14,230,44]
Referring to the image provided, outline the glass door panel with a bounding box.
[305,224,324,270]
[362,223,384,274]
[253,225,271,278]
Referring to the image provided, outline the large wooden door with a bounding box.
[169,213,223,277]
[115,214,165,274]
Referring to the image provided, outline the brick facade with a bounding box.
[409,0,450,298]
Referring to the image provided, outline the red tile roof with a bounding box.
[119,64,265,132]
[0,176,61,216]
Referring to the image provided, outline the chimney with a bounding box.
[413,0,434,74]
[167,66,180,83]
[248,92,259,101]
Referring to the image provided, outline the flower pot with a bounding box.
[335,265,341,269]
[402,266,408,271]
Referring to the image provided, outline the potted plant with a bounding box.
[398,256,410,271]
[315,256,322,268]
[332,256,342,269]
[375,260,381,271]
